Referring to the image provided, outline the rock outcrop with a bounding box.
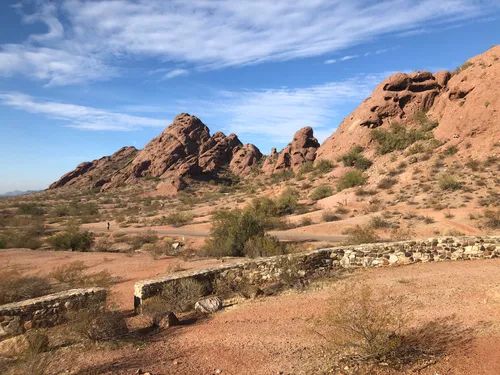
[51,113,263,193]
[49,146,137,190]
[261,127,320,173]
[317,70,448,161]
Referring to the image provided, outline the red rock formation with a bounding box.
[48,146,137,190]
[261,127,320,173]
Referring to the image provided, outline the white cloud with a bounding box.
[163,69,189,80]
[0,92,166,130]
[0,0,496,85]
[200,73,393,143]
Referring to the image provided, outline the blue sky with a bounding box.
[1,0,499,193]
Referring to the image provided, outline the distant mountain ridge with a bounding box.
[0,190,40,198]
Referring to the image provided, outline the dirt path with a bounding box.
[84,225,349,243]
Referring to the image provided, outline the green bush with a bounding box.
[18,203,45,216]
[0,235,5,249]
[243,235,284,258]
[310,184,334,201]
[314,159,336,174]
[438,174,462,191]
[337,171,368,191]
[298,161,315,175]
[343,225,381,245]
[443,146,458,156]
[275,188,299,215]
[165,212,194,227]
[338,145,373,170]
[371,122,432,155]
[48,227,94,251]
[129,230,158,249]
[204,209,265,257]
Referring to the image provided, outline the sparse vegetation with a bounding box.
[377,177,397,189]
[165,211,194,227]
[337,171,367,191]
[439,174,462,191]
[338,145,373,170]
[343,225,381,245]
[48,225,95,251]
[483,209,500,229]
[371,117,436,155]
[69,306,128,342]
[0,269,52,304]
[322,210,341,222]
[324,285,470,369]
[310,184,334,200]
[144,278,205,313]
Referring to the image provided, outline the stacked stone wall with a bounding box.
[0,288,107,339]
[134,236,500,311]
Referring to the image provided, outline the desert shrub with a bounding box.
[337,171,367,191]
[165,211,194,227]
[69,307,128,342]
[439,174,462,191]
[371,122,433,155]
[408,142,425,154]
[243,235,284,258]
[275,188,299,215]
[369,216,391,228]
[314,159,336,174]
[310,184,334,200]
[390,226,416,241]
[48,228,94,251]
[248,197,279,219]
[0,235,5,249]
[299,217,313,227]
[298,161,315,175]
[129,230,158,249]
[322,210,341,222]
[338,145,373,170]
[325,285,470,369]
[49,261,115,288]
[270,169,295,183]
[443,145,458,156]
[6,331,53,375]
[377,177,398,189]
[0,269,52,304]
[483,209,500,228]
[18,203,45,216]
[152,279,205,313]
[454,61,473,74]
[204,209,265,257]
[343,225,381,245]
[49,261,88,286]
[0,229,43,250]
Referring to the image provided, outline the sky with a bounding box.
[1,0,499,193]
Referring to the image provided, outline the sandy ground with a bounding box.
[32,258,500,375]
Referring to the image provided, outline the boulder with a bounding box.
[153,312,179,329]
[194,296,223,314]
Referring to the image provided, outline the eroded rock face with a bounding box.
[51,113,263,193]
[317,70,450,161]
[261,127,320,173]
[48,146,138,190]
[230,144,263,175]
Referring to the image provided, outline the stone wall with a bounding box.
[134,236,500,311]
[0,288,107,339]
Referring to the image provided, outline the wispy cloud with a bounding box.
[0,72,391,139]
[199,73,393,143]
[0,92,166,130]
[0,0,496,85]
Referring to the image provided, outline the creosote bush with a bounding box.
[68,306,128,342]
[146,279,205,314]
[322,210,341,222]
[439,174,462,191]
[338,145,373,170]
[0,269,52,304]
[48,225,94,251]
[337,171,367,191]
[165,211,194,227]
[483,209,500,229]
[310,184,334,201]
[343,225,381,245]
[371,118,436,155]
